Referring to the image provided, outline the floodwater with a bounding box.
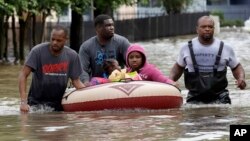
[0,28,250,141]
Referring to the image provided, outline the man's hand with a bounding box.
[20,102,30,113]
[236,79,247,90]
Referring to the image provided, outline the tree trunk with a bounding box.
[70,10,84,53]
[19,18,26,61]
[3,16,9,62]
[12,15,19,63]
[0,16,4,60]
[40,13,47,43]
[32,14,36,47]
[19,13,32,61]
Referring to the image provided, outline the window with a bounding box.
[230,0,248,5]
[138,0,162,7]
[207,0,228,5]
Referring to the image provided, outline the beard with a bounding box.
[104,33,114,40]
[201,34,213,41]
[50,45,64,54]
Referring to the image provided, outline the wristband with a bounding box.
[20,100,27,105]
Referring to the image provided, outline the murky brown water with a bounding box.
[0,28,250,141]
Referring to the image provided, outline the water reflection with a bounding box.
[0,29,250,140]
[0,64,22,98]
[19,113,70,141]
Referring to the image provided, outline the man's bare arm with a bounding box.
[232,63,246,89]
[169,63,185,81]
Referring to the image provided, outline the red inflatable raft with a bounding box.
[62,81,183,112]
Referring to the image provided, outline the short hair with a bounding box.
[52,24,69,37]
[94,14,112,27]
[197,16,214,27]
[102,58,117,74]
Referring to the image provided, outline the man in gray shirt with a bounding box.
[79,14,130,83]
[19,25,85,112]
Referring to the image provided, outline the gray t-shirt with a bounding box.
[177,37,239,72]
[79,34,130,82]
[25,42,82,105]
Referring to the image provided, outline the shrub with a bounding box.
[221,19,244,27]
[210,10,244,27]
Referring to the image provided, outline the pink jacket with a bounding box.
[126,44,174,84]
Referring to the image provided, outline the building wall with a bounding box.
[207,5,250,20]
[207,0,250,20]
[185,0,207,13]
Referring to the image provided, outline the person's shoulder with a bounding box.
[111,34,130,48]
[113,34,129,41]
[213,38,222,44]
[113,34,126,38]
[180,38,197,49]
[142,63,157,71]
[80,36,97,47]
[64,46,78,55]
[140,63,164,77]
[189,37,201,46]
[31,42,49,52]
[214,38,232,49]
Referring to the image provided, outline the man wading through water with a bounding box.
[169,16,246,104]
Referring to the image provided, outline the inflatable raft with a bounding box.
[62,81,183,112]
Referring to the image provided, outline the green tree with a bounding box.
[93,0,136,17]
[161,0,192,15]
[36,0,69,43]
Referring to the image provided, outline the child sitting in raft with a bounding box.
[125,44,177,86]
[102,58,123,81]
[90,59,141,85]
[102,59,142,82]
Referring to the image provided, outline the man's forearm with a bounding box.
[169,63,184,81]
[232,63,245,80]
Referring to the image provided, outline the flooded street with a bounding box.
[0,28,250,140]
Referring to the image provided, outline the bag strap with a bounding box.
[213,41,224,73]
[188,40,199,73]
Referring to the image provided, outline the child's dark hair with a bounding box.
[140,52,146,68]
[102,58,117,75]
